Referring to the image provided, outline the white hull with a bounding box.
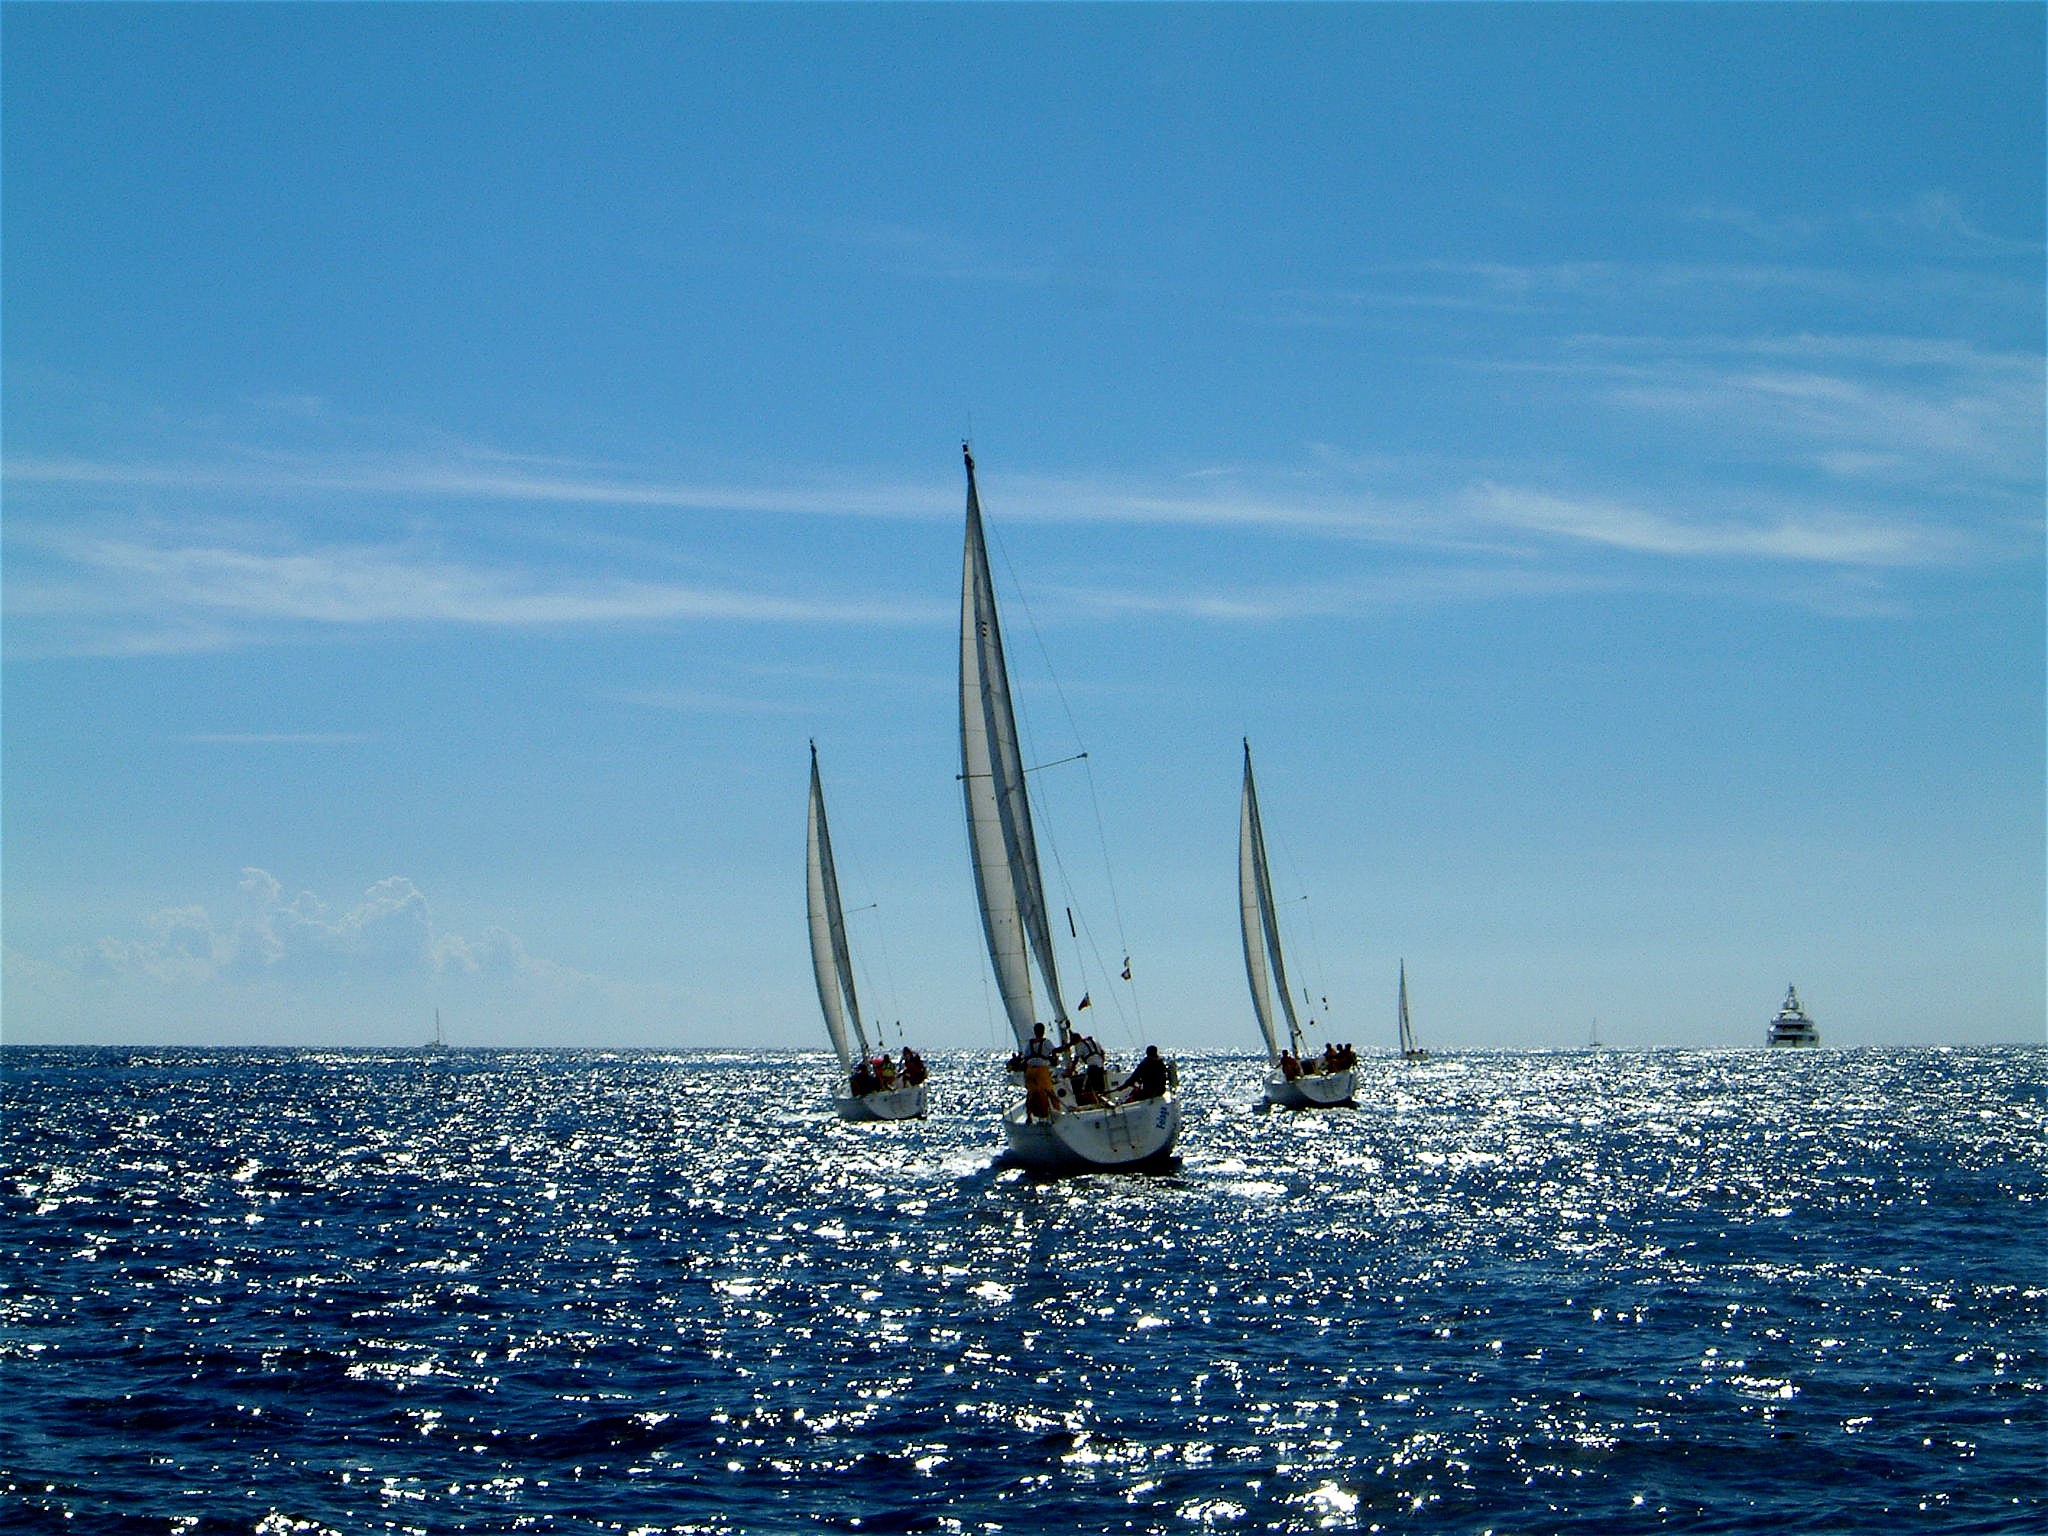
[833,1083,929,1122]
[1002,1092,1181,1170]
[1264,1067,1356,1109]
[1767,1028,1820,1049]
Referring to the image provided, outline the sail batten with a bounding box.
[806,745,870,1071]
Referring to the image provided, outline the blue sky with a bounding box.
[4,3,2041,1052]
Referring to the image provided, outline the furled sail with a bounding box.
[959,445,1067,1052]
[1239,741,1303,1063]
[807,743,870,1071]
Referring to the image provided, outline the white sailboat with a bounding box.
[1239,741,1357,1108]
[1396,959,1427,1062]
[807,742,929,1122]
[958,444,1180,1170]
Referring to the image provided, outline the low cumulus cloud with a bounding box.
[77,868,592,990]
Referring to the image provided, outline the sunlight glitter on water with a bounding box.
[1,1046,2042,1533]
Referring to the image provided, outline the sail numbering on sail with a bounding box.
[958,445,1181,1170]
[806,742,930,1121]
[1239,741,1359,1109]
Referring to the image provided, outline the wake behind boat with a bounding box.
[958,444,1180,1170]
[1239,741,1357,1109]
[807,742,929,1122]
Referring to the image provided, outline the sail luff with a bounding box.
[1241,744,1305,1055]
[1239,746,1283,1062]
[806,746,868,1071]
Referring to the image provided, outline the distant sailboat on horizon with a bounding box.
[1397,960,1427,1062]
[807,742,929,1121]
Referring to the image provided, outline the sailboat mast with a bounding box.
[1397,960,1414,1056]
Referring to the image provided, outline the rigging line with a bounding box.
[1270,808,1337,1033]
[1028,781,1138,1050]
[982,506,1146,1044]
[1066,884,1140,1049]
[979,970,1003,1054]
[835,830,905,1047]
[983,504,1091,996]
[852,904,905,1053]
[957,752,1088,781]
[1078,750,1140,1037]
[980,480,1148,1051]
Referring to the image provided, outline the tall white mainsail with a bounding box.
[1239,740,1304,1064]
[959,445,1068,1054]
[806,742,871,1073]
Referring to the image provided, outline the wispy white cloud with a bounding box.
[829,218,1062,286]
[1276,254,2036,331]
[9,310,2030,662]
[4,452,949,520]
[1530,332,2044,492]
[1461,483,1954,567]
[73,867,597,991]
[1054,562,1624,622]
[7,533,945,653]
[1876,190,2044,257]
[180,732,376,745]
[601,685,811,717]
[1676,203,1825,246]
[1677,192,2045,259]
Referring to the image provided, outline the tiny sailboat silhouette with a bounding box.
[807,743,929,1121]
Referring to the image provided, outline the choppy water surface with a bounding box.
[3,1046,2042,1534]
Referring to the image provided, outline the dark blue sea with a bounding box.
[3,1046,2042,1534]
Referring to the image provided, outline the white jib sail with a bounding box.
[1239,741,1303,1063]
[807,743,870,1073]
[959,446,1067,1053]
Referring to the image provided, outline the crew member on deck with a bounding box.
[1118,1045,1168,1102]
[1072,1034,1108,1104]
[1022,1023,1061,1119]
